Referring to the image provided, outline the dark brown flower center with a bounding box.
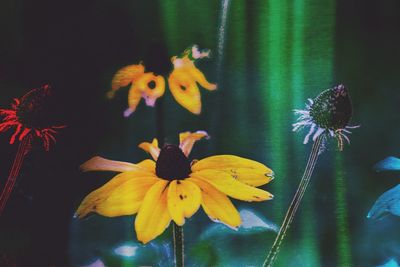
[15,84,55,129]
[309,84,352,130]
[156,144,191,180]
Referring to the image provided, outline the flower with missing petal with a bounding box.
[293,84,359,150]
[0,84,65,151]
[107,45,217,117]
[168,45,217,114]
[108,63,166,117]
[76,131,274,244]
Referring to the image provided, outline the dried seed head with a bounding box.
[156,144,191,180]
[309,84,352,130]
[16,84,55,129]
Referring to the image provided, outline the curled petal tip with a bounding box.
[266,173,275,181]
[123,108,134,117]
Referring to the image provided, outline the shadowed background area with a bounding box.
[0,0,400,266]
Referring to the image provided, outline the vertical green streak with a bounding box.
[335,152,352,266]
[261,0,290,218]
[291,0,320,266]
[223,0,247,146]
[256,2,290,265]
[159,0,180,52]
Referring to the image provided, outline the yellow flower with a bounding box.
[107,63,166,117]
[107,45,217,117]
[76,131,274,244]
[168,46,217,114]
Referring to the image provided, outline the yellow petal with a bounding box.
[108,64,145,98]
[80,156,144,173]
[188,177,241,228]
[168,69,201,114]
[191,169,273,202]
[76,171,157,218]
[179,131,209,157]
[192,155,273,176]
[167,180,202,226]
[135,180,171,244]
[88,176,158,217]
[138,138,160,161]
[124,83,142,117]
[218,168,273,187]
[187,66,217,91]
[136,159,156,173]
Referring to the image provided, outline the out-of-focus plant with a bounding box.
[107,45,217,117]
[264,84,359,266]
[368,157,400,220]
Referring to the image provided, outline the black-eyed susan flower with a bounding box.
[107,45,217,117]
[292,84,359,150]
[107,63,166,117]
[76,131,274,244]
[168,45,217,114]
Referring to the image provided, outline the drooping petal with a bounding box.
[188,177,241,228]
[179,131,209,157]
[135,180,171,244]
[167,180,202,226]
[168,69,202,114]
[124,83,142,117]
[187,66,217,91]
[78,176,159,217]
[192,155,273,178]
[76,171,158,218]
[191,169,273,202]
[80,156,146,173]
[136,159,156,173]
[138,139,160,161]
[108,64,145,98]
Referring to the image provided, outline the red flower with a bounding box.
[0,84,65,151]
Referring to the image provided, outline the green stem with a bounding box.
[173,222,184,267]
[263,135,323,267]
[155,99,184,266]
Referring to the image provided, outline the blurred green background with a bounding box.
[1,0,400,266]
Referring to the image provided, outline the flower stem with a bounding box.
[263,135,323,267]
[0,134,31,215]
[155,98,185,266]
[173,222,184,267]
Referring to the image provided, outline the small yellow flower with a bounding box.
[76,131,274,244]
[168,46,217,114]
[108,63,166,117]
[107,45,217,117]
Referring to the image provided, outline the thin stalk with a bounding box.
[0,134,31,215]
[156,99,165,148]
[263,135,323,267]
[173,222,184,267]
[155,99,184,267]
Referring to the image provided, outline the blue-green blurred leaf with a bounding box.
[201,209,278,240]
[368,185,400,219]
[374,157,400,172]
[377,258,399,267]
[189,209,278,267]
